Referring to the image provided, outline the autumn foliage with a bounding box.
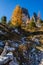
[11,5,23,27]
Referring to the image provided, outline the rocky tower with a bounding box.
[22,8,30,22]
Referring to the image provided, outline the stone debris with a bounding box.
[0,56,9,64]
[0,39,43,65]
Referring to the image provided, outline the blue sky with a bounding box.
[0,0,43,21]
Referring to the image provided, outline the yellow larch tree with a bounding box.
[11,5,23,27]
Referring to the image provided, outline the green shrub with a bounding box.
[29,21,36,29]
